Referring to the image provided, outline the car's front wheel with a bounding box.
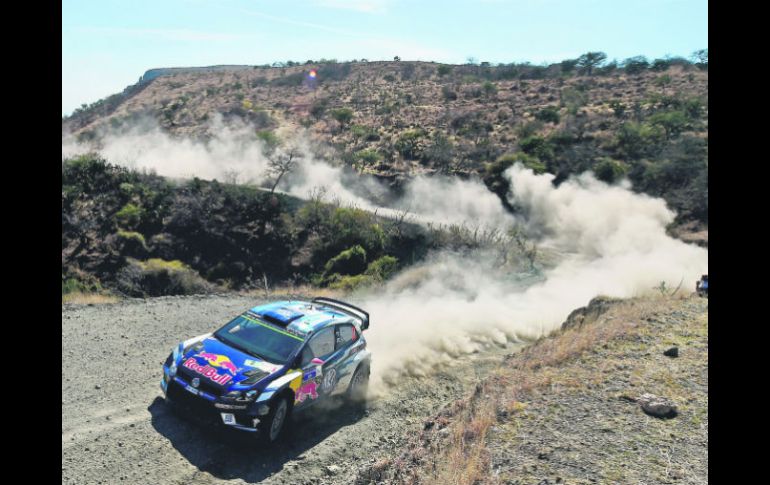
[257,396,291,445]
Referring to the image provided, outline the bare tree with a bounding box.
[266,146,303,193]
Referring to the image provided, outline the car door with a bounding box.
[294,327,336,409]
[329,323,361,394]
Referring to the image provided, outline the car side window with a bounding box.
[301,327,335,366]
[335,324,357,349]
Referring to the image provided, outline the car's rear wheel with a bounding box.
[257,396,291,445]
[346,365,369,404]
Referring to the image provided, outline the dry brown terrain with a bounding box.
[64,61,708,179]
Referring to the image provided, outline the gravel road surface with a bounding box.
[62,295,521,485]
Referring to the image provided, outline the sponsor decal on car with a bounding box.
[182,357,233,385]
[197,352,239,375]
[243,359,280,373]
[296,380,319,403]
[321,368,337,394]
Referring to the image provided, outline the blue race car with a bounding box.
[161,297,371,443]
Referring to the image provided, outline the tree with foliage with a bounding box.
[622,56,650,74]
[535,106,561,124]
[393,56,401,62]
[576,52,607,75]
[330,107,354,130]
[592,158,628,183]
[560,59,579,75]
[691,49,708,70]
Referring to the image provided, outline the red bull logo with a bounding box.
[197,352,239,375]
[182,357,233,385]
[295,381,319,403]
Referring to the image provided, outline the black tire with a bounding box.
[346,365,370,404]
[257,396,291,445]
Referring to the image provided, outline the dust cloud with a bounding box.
[62,119,708,391]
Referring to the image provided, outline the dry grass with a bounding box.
[62,292,120,305]
[239,284,344,300]
[372,297,676,485]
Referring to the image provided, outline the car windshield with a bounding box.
[214,314,305,365]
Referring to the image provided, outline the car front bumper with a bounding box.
[161,370,267,433]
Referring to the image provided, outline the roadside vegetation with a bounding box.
[64,51,707,230]
[62,155,537,300]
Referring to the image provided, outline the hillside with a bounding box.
[359,294,709,484]
[63,58,708,229]
[62,155,540,298]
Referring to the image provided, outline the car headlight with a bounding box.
[224,390,258,402]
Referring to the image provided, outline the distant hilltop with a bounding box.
[139,65,254,83]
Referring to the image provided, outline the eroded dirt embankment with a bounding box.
[356,296,708,485]
[62,295,522,485]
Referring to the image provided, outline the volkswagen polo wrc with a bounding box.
[160,297,371,443]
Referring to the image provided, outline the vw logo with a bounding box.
[192,378,200,388]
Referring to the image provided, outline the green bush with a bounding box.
[516,120,544,138]
[614,122,665,159]
[592,158,628,183]
[116,258,212,297]
[350,125,380,141]
[323,245,368,276]
[329,208,386,254]
[535,106,561,124]
[437,65,452,77]
[117,230,145,243]
[330,108,354,128]
[114,203,144,228]
[519,136,554,161]
[355,149,381,165]
[326,255,399,290]
[365,255,399,281]
[256,130,281,154]
[482,81,498,98]
[623,56,649,74]
[648,110,689,139]
[395,130,424,159]
[62,276,102,295]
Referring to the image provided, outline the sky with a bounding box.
[62,0,708,116]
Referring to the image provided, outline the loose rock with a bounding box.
[637,393,678,418]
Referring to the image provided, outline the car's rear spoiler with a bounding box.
[312,297,370,331]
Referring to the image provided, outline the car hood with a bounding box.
[178,336,286,391]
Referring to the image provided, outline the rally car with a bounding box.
[160,297,371,444]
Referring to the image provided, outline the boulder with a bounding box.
[637,393,678,419]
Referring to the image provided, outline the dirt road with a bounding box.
[62,295,521,485]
